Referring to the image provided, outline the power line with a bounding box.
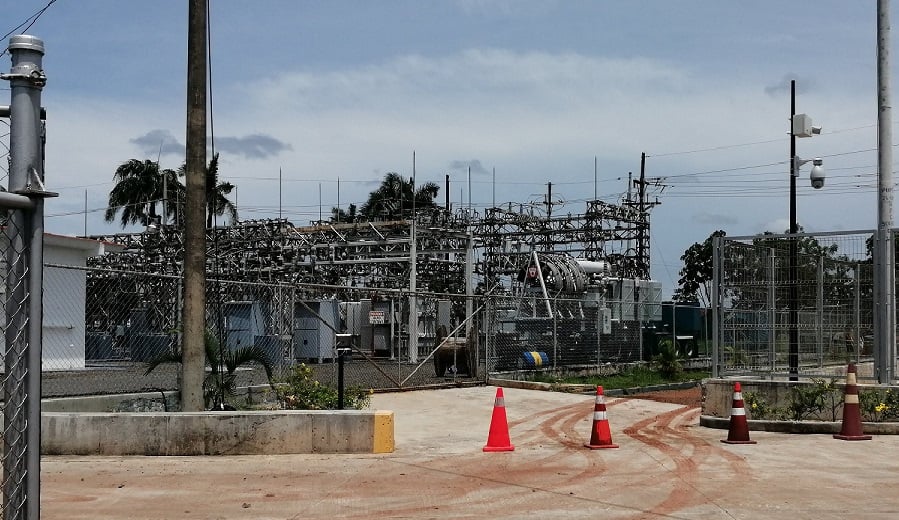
[0,0,59,59]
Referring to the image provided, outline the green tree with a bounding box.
[673,230,726,307]
[177,153,238,228]
[358,172,439,220]
[105,159,182,229]
[330,203,358,223]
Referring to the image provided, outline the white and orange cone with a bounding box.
[834,363,872,441]
[584,386,619,449]
[483,387,515,452]
[721,382,757,444]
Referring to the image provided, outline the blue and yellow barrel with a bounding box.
[521,351,550,369]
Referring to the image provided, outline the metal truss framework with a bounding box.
[88,198,653,290]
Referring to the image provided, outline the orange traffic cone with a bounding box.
[584,386,618,449]
[834,363,872,441]
[483,387,514,452]
[721,382,756,444]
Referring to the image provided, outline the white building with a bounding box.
[1,234,121,370]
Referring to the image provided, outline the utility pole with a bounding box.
[546,181,553,219]
[875,0,895,384]
[629,153,662,279]
[182,0,207,412]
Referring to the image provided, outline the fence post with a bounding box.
[768,248,776,376]
[3,34,52,520]
[855,262,861,366]
[817,255,824,368]
[711,234,721,378]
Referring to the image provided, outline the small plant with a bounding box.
[276,363,372,410]
[652,341,683,378]
[145,328,274,410]
[781,379,835,421]
[860,388,899,422]
[722,345,748,366]
[743,391,779,420]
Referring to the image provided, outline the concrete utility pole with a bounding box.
[875,0,896,384]
[182,0,208,411]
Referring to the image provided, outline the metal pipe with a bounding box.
[4,33,46,520]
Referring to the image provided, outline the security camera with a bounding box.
[809,159,825,189]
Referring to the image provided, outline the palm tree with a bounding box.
[178,153,238,228]
[144,328,274,410]
[330,203,358,223]
[105,159,182,229]
[359,172,440,220]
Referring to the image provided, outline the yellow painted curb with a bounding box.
[373,411,395,453]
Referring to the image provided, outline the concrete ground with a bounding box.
[41,386,899,519]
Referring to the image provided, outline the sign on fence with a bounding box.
[368,310,386,325]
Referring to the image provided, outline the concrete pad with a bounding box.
[41,386,899,519]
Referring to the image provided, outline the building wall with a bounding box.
[1,236,101,371]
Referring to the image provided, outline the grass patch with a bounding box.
[531,366,709,390]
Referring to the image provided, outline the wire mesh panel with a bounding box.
[33,268,486,405]
[1,216,30,518]
[485,294,648,376]
[715,231,879,380]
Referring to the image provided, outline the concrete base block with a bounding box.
[38,410,394,456]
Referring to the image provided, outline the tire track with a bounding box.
[620,405,752,519]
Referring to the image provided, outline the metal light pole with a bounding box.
[788,79,799,381]
[787,80,824,381]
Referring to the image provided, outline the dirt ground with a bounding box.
[627,385,702,408]
[39,385,899,519]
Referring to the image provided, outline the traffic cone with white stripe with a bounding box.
[483,387,515,452]
[834,363,872,441]
[585,385,618,449]
[721,382,757,444]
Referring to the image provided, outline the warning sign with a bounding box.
[527,266,538,279]
[368,310,386,325]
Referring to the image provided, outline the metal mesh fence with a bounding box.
[484,294,667,374]
[35,265,483,404]
[2,215,30,518]
[714,231,886,380]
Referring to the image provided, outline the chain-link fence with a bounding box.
[1,215,31,518]
[712,230,890,381]
[35,265,484,403]
[483,293,680,375]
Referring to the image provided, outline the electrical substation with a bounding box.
[83,174,666,377]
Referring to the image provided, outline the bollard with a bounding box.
[337,347,351,409]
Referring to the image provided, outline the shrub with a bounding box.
[744,391,778,420]
[860,388,899,422]
[652,341,683,378]
[276,363,371,410]
[781,378,838,421]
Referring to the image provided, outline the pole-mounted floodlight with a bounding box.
[793,156,825,189]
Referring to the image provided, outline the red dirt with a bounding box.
[628,385,702,408]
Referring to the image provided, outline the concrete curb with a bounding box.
[39,410,395,455]
[700,415,899,435]
[488,377,700,396]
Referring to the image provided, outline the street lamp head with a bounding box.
[810,159,825,189]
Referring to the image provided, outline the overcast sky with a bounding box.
[1,1,890,295]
